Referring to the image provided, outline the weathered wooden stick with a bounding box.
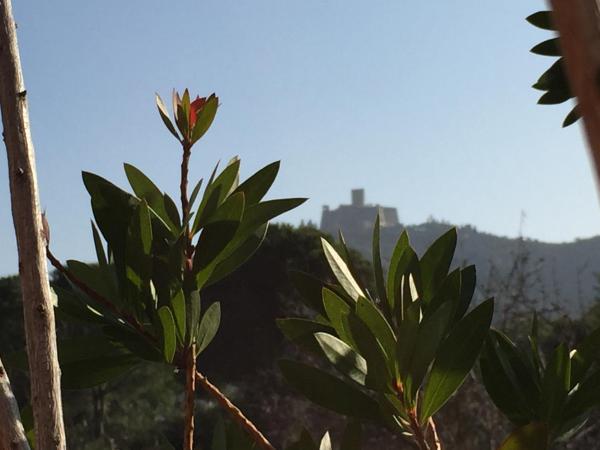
[0,0,66,448]
[549,0,600,187]
[0,356,30,450]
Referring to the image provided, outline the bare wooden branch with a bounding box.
[549,0,600,187]
[196,370,276,450]
[0,356,31,450]
[0,0,66,448]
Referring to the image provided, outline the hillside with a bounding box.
[323,220,600,316]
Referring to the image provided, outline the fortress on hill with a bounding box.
[320,189,399,235]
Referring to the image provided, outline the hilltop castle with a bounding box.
[320,189,399,236]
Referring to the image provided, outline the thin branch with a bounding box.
[196,370,276,450]
[0,0,66,447]
[0,356,30,450]
[46,246,156,343]
[427,417,442,450]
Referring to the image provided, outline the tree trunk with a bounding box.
[0,0,66,448]
[549,0,600,186]
[0,356,30,450]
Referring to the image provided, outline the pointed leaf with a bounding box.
[419,299,494,422]
[419,228,457,305]
[233,160,280,205]
[196,302,221,355]
[279,359,382,422]
[526,11,555,30]
[158,306,177,363]
[372,214,389,310]
[315,332,367,385]
[322,238,365,302]
[171,289,186,344]
[530,38,560,57]
[277,318,334,354]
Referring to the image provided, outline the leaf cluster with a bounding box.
[527,11,579,127]
[482,315,600,449]
[279,216,494,447]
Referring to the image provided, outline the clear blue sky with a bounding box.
[1,0,597,276]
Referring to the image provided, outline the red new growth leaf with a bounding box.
[189,96,207,128]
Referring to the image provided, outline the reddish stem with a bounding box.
[183,346,197,450]
[46,247,155,343]
[195,370,276,450]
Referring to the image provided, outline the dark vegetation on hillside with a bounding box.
[1,224,600,449]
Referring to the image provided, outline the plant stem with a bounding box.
[183,345,197,450]
[180,139,197,450]
[427,417,442,450]
[0,0,66,446]
[393,380,432,450]
[196,370,276,450]
[408,409,431,450]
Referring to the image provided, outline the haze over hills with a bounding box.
[320,190,600,316]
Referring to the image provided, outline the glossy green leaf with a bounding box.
[289,270,327,315]
[193,158,241,231]
[277,318,334,354]
[565,367,600,414]
[91,221,108,267]
[158,306,177,363]
[571,326,600,385]
[188,178,204,211]
[454,265,476,321]
[155,93,180,140]
[53,285,111,325]
[171,289,186,344]
[279,359,382,422]
[346,314,392,390]
[526,11,555,30]
[103,325,162,362]
[163,193,181,230]
[372,214,389,312]
[497,422,549,450]
[205,223,268,286]
[563,105,580,128]
[533,59,567,92]
[530,38,560,57]
[419,228,457,305]
[355,296,396,361]
[323,288,353,344]
[322,238,365,302]
[196,302,221,355]
[191,94,219,143]
[188,290,201,346]
[538,89,571,105]
[231,198,306,246]
[419,299,494,423]
[541,343,570,425]
[194,193,244,286]
[124,163,177,233]
[233,160,280,205]
[405,302,454,398]
[66,260,116,308]
[315,332,367,385]
[386,230,410,313]
[480,331,538,425]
